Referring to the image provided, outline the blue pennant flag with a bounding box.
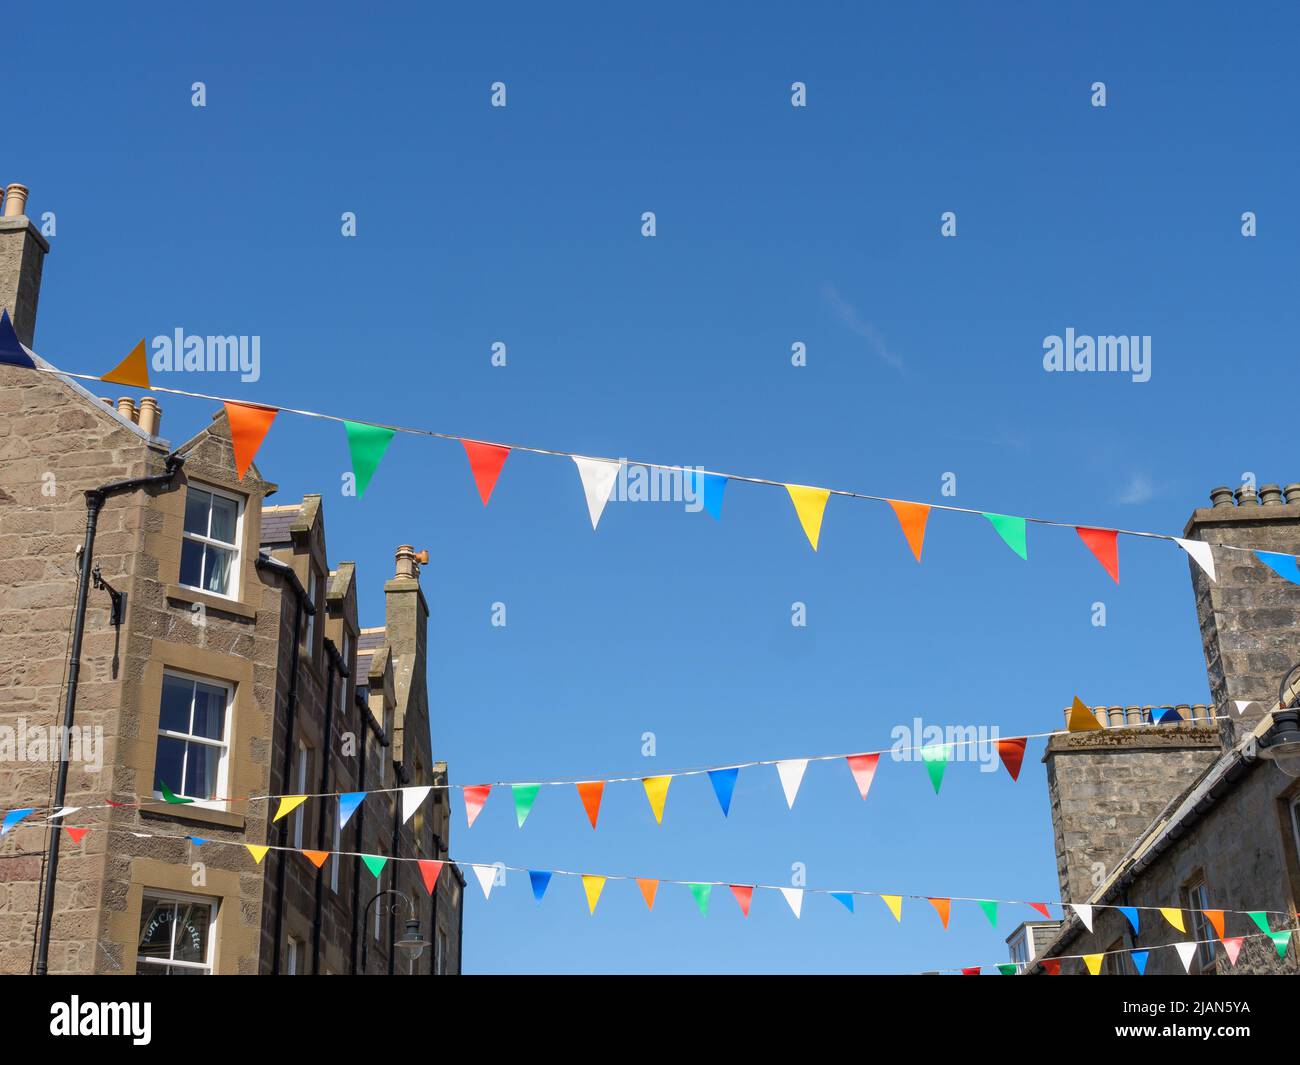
[1131,950,1149,975]
[830,892,855,913]
[1157,708,1184,724]
[687,471,729,520]
[338,792,367,830]
[529,870,552,902]
[1119,906,1140,935]
[708,767,739,817]
[1255,551,1300,584]
[0,309,35,370]
[188,836,207,847]
[1,808,34,835]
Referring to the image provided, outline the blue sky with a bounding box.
[15,2,1300,972]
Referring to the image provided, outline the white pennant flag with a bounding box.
[471,864,498,900]
[49,806,81,820]
[1174,941,1199,972]
[1174,538,1216,583]
[775,759,809,809]
[1233,700,1256,717]
[780,887,804,918]
[401,786,432,824]
[1071,903,1094,933]
[572,456,623,530]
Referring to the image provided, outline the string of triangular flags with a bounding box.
[5,312,1300,585]
[0,699,1224,830]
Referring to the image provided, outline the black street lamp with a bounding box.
[360,889,425,973]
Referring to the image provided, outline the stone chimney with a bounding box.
[1183,482,1300,746]
[385,546,431,771]
[0,182,49,347]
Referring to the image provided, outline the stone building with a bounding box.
[0,182,462,974]
[1014,486,1300,974]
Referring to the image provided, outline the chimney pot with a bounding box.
[1284,483,1300,505]
[1259,484,1284,506]
[1236,484,1260,506]
[137,396,161,436]
[3,183,29,218]
[115,397,138,423]
[1208,486,1235,508]
[394,544,425,581]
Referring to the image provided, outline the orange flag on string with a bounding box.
[301,849,329,869]
[637,878,659,910]
[576,781,605,829]
[224,401,277,480]
[100,339,151,389]
[888,500,931,562]
[928,897,951,929]
[1068,695,1103,732]
[64,826,89,845]
[997,737,1027,781]
[1076,526,1119,583]
[1203,909,1226,940]
[460,439,511,506]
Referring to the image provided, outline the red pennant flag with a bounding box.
[996,737,1027,781]
[888,500,931,562]
[1029,902,1052,918]
[224,401,277,480]
[846,753,880,800]
[928,897,951,929]
[1222,937,1243,966]
[460,439,511,506]
[576,781,605,829]
[464,785,491,828]
[418,860,444,895]
[301,849,330,869]
[730,885,754,917]
[1040,958,1061,975]
[1075,526,1119,583]
[64,827,89,844]
[961,966,981,976]
[104,799,128,808]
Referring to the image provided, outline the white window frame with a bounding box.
[436,929,448,974]
[293,741,310,849]
[153,669,233,809]
[179,482,244,601]
[286,935,302,975]
[338,631,351,716]
[304,570,321,654]
[136,890,217,975]
[1184,878,1216,973]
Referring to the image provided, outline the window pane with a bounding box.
[185,742,221,800]
[203,545,233,596]
[183,489,212,536]
[179,538,205,589]
[159,675,193,733]
[190,683,227,740]
[171,901,210,964]
[208,494,238,544]
[138,900,176,962]
[154,736,187,795]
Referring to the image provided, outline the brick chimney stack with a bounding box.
[0,182,49,347]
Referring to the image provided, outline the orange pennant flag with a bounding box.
[928,896,951,929]
[1067,695,1103,732]
[224,401,277,480]
[64,826,89,845]
[576,781,605,829]
[301,849,329,869]
[637,878,660,910]
[100,339,151,389]
[1203,909,1226,940]
[888,500,931,562]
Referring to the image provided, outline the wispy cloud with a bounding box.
[1115,472,1155,505]
[821,283,904,372]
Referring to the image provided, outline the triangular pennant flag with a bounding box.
[1174,942,1198,972]
[708,767,738,817]
[572,456,622,530]
[846,753,880,800]
[1076,526,1120,582]
[188,836,207,847]
[730,885,754,917]
[1222,937,1243,966]
[464,785,491,828]
[642,776,672,824]
[978,900,998,928]
[997,963,1018,975]
[1068,695,1103,732]
[0,309,36,368]
[701,473,728,520]
[338,792,366,830]
[780,887,804,918]
[881,895,903,921]
[529,870,552,901]
[361,854,388,878]
[1174,538,1216,582]
[1247,911,1271,935]
[830,892,855,913]
[1255,550,1300,584]
[785,484,831,550]
[1029,902,1052,919]
[1234,700,1256,717]
[273,795,307,822]
[996,737,1027,781]
[1083,953,1104,976]
[1131,950,1149,975]
[418,860,444,895]
[471,864,497,900]
[776,759,808,809]
[928,897,951,929]
[460,440,511,505]
[401,786,431,825]
[1271,930,1293,958]
[301,849,329,869]
[224,401,277,481]
[1071,904,1094,933]
[1040,959,1061,975]
[159,780,195,805]
[961,966,981,976]
[1159,907,1186,932]
[245,844,269,864]
[1157,708,1184,724]
[576,781,605,829]
[100,338,151,388]
[49,806,81,820]
[688,883,712,917]
[1202,909,1225,940]
[982,512,1028,560]
[343,420,395,498]
[637,879,659,911]
[887,500,931,562]
[64,827,89,845]
[582,875,606,914]
[512,784,540,828]
[1119,907,1140,935]
[921,745,948,794]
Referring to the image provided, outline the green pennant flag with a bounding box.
[688,883,712,917]
[983,513,1028,560]
[1248,911,1271,935]
[1269,930,1292,959]
[361,854,388,878]
[158,779,194,805]
[921,745,948,794]
[344,421,396,498]
[978,900,998,928]
[996,963,1018,975]
[513,784,540,828]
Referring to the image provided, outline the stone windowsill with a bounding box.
[165,584,258,621]
[140,803,247,832]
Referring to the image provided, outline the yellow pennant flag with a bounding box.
[1067,695,1103,732]
[881,894,903,921]
[100,338,151,389]
[582,875,607,914]
[274,795,308,822]
[785,484,831,551]
[642,776,672,824]
[245,844,270,865]
[1083,953,1104,975]
[1159,907,1186,932]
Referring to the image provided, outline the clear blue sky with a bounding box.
[16,2,1299,972]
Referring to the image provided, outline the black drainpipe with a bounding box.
[351,702,367,973]
[310,640,345,973]
[388,786,402,975]
[35,453,183,976]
